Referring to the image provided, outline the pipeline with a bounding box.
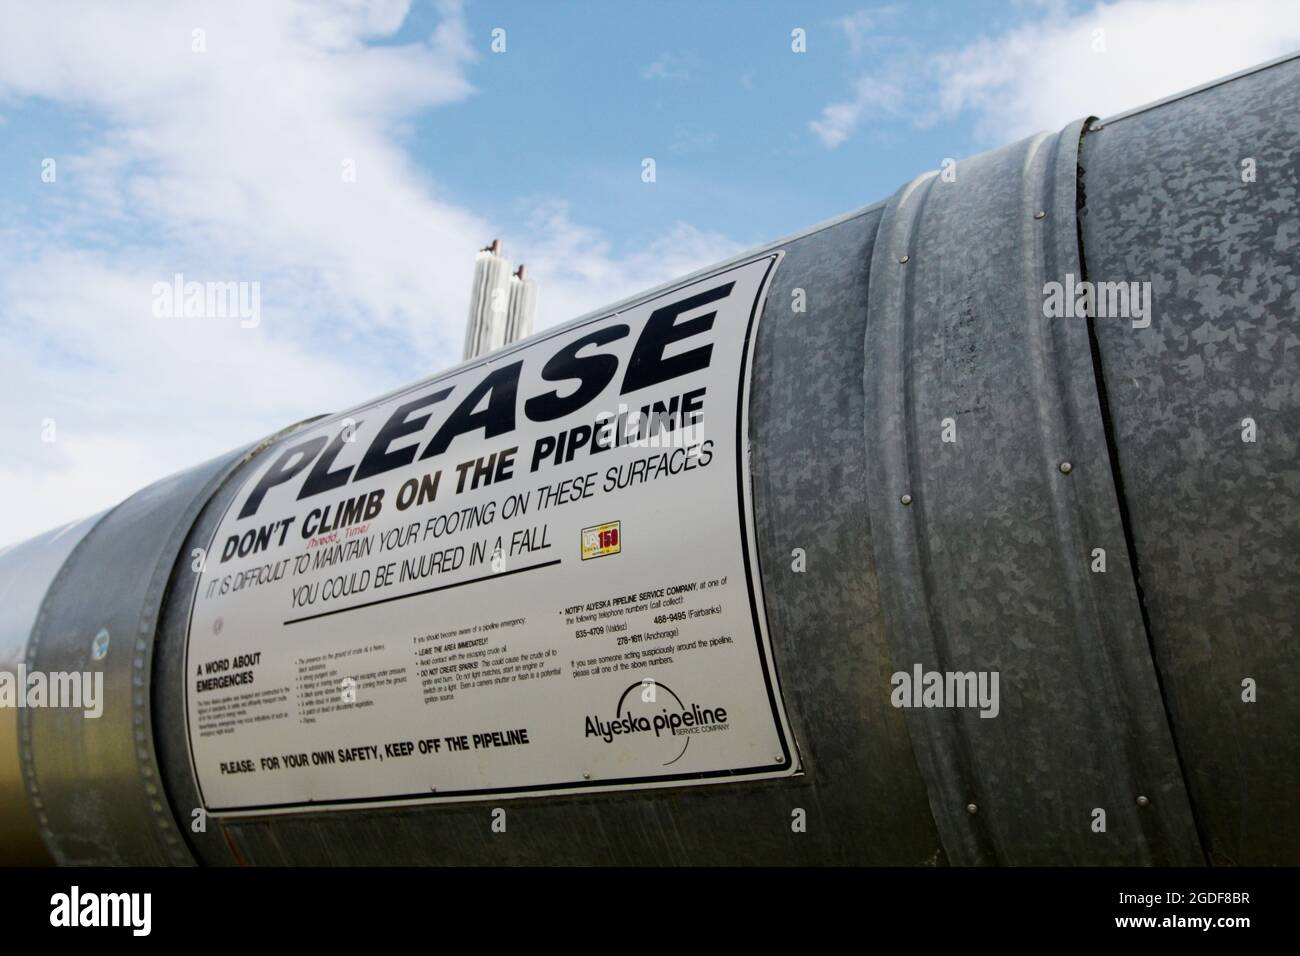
[0,55,1296,866]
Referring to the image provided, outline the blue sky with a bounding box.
[396,1,1022,252]
[0,2,1036,264]
[0,0,1296,546]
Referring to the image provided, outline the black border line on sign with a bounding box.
[185,252,792,814]
[281,559,562,626]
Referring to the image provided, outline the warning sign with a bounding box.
[184,253,797,814]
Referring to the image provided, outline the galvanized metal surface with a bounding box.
[20,451,253,865]
[1079,57,1300,865]
[0,516,104,864]
[862,120,1202,865]
[3,56,1295,866]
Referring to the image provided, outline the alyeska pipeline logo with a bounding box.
[584,679,728,766]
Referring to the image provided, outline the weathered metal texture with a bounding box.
[21,450,253,865]
[862,119,1203,864]
[0,516,104,864]
[154,208,949,865]
[748,205,947,863]
[6,57,1295,868]
[1079,56,1300,865]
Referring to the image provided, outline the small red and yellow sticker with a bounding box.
[581,521,621,560]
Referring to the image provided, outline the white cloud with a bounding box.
[811,0,1300,148]
[517,203,744,320]
[833,6,900,58]
[935,0,1300,140]
[809,4,907,146]
[0,0,732,547]
[810,76,905,148]
[642,53,694,82]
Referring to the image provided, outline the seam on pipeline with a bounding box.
[1074,118,1211,865]
[900,173,1001,866]
[153,419,328,867]
[18,503,117,863]
[866,171,999,866]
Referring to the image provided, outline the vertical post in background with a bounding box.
[505,264,537,344]
[463,241,537,360]
[463,239,512,360]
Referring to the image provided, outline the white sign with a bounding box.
[184,254,798,814]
